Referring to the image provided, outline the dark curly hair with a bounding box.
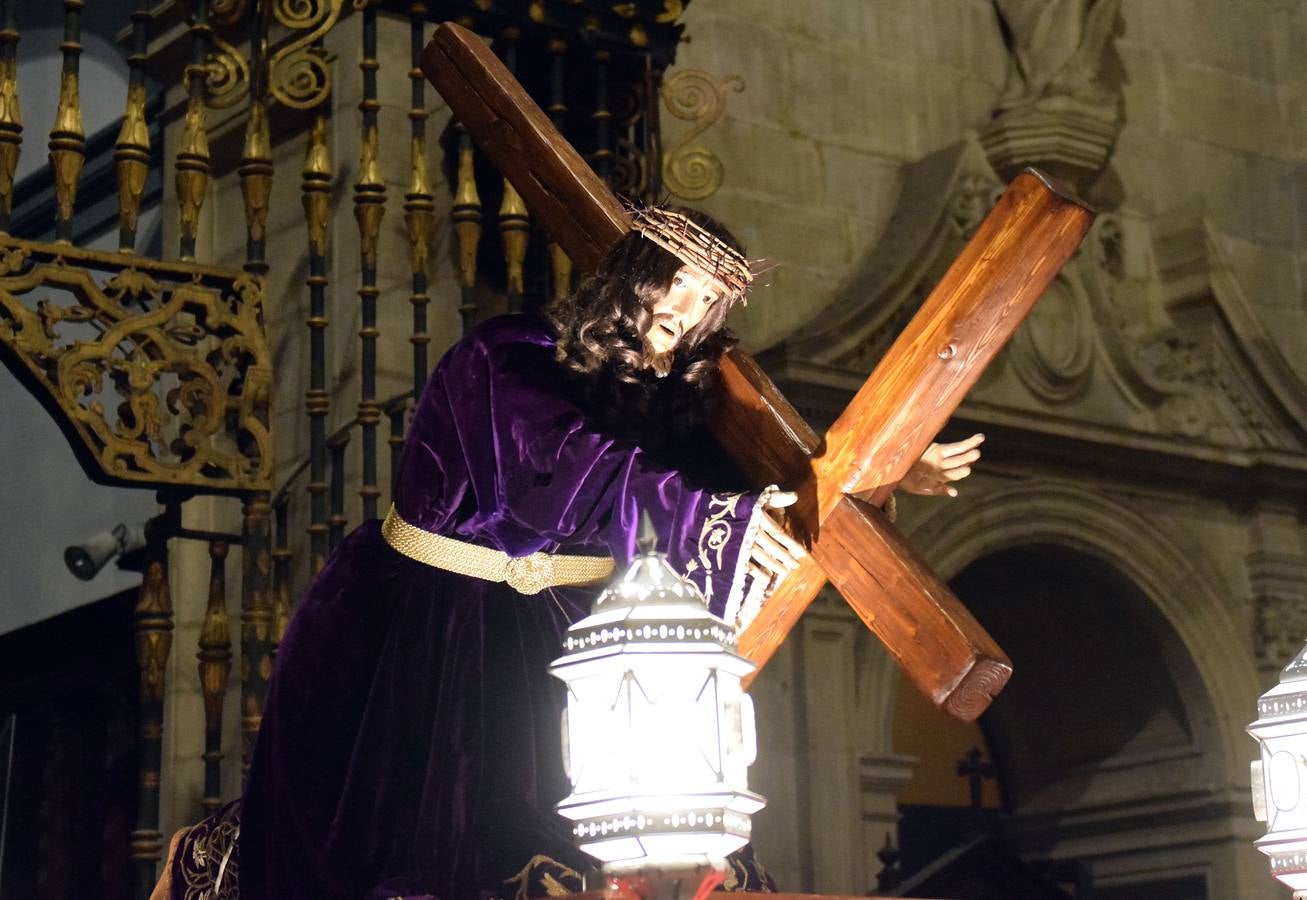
[547,207,745,453]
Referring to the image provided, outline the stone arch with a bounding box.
[896,478,1259,781]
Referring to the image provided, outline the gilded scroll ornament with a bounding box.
[205,31,251,109]
[269,0,343,110]
[0,237,273,492]
[660,69,742,202]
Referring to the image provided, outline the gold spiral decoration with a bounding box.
[205,32,250,109]
[660,69,742,202]
[269,0,343,110]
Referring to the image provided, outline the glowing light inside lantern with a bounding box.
[550,518,765,871]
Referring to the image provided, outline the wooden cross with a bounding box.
[422,24,1093,721]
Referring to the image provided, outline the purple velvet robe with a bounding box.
[232,316,763,899]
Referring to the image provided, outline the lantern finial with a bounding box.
[637,509,657,556]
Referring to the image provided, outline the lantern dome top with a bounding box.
[594,511,708,613]
[552,511,747,668]
[1251,643,1307,734]
[1282,644,1307,684]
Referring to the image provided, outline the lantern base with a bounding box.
[597,858,725,899]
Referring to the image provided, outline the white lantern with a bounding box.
[550,515,765,876]
[1249,642,1307,895]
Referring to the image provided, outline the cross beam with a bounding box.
[422,24,1094,721]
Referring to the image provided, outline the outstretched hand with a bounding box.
[898,433,985,498]
[742,432,984,602]
[748,489,805,587]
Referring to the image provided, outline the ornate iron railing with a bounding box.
[0,1,691,895]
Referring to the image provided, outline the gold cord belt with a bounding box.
[381,505,614,595]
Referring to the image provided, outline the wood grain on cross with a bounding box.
[422,23,1094,721]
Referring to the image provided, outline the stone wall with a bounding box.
[657,2,1306,897]
[664,0,1007,350]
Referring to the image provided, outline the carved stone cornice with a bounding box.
[762,134,1307,481]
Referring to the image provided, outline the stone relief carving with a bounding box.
[981,0,1124,190]
[1247,551,1307,672]
[992,0,1121,108]
[947,170,1004,238]
[772,136,1307,457]
[1008,274,1095,404]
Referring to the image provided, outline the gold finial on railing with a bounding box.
[448,18,481,332]
[0,0,21,233]
[239,0,272,275]
[272,501,292,649]
[130,512,175,891]
[355,123,385,271]
[354,0,386,521]
[547,38,572,301]
[549,242,574,301]
[197,539,232,814]
[302,106,331,574]
[405,131,434,280]
[114,0,151,252]
[239,98,272,260]
[239,491,274,773]
[451,129,482,295]
[406,3,434,395]
[177,0,214,260]
[497,27,529,310]
[48,0,86,244]
[591,48,613,182]
[302,113,331,257]
[498,180,529,301]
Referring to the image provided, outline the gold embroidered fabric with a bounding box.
[381,505,614,595]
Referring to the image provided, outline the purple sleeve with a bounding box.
[427,328,764,618]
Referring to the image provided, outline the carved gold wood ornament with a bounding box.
[0,238,273,493]
[660,69,743,201]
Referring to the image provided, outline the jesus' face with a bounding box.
[645,266,726,357]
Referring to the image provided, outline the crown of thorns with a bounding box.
[624,202,776,305]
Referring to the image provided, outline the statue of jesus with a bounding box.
[157,205,982,900]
